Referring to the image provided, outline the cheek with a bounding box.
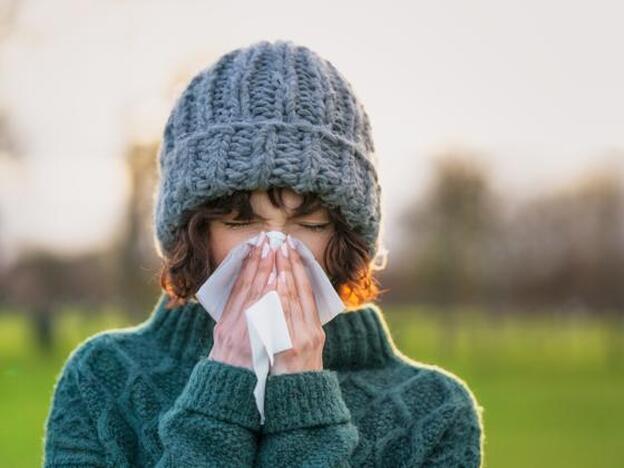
[292,231,332,271]
[208,226,252,267]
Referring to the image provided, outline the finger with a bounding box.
[236,232,267,289]
[277,240,304,325]
[276,246,295,337]
[285,235,320,328]
[246,242,275,304]
[277,271,294,338]
[263,260,277,295]
[222,233,266,321]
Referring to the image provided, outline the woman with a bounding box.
[44,39,484,467]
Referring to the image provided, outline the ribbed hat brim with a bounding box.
[153,120,381,258]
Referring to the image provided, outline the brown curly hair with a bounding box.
[158,186,387,310]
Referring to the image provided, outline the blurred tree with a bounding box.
[394,149,502,357]
[0,140,163,346]
[110,141,161,318]
[507,164,624,312]
[0,0,26,277]
[506,164,624,366]
[2,248,116,350]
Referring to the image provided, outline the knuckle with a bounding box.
[213,323,227,341]
[289,290,298,302]
[225,332,238,347]
[244,296,259,310]
[302,330,324,349]
[315,330,326,346]
[252,279,266,294]
[239,278,253,292]
[303,336,316,350]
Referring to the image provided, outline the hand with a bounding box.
[208,231,276,371]
[270,235,325,375]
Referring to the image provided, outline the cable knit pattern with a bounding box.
[153,39,383,260]
[44,293,485,467]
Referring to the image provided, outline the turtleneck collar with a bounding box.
[142,292,398,370]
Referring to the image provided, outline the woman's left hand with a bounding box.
[269,235,325,375]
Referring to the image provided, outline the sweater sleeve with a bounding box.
[44,347,262,467]
[255,369,359,467]
[44,357,108,467]
[155,358,261,466]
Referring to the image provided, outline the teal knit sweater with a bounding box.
[44,293,484,467]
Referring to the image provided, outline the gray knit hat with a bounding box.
[153,39,382,260]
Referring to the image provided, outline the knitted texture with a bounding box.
[44,293,484,467]
[153,39,382,260]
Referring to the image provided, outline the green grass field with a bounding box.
[1,305,622,467]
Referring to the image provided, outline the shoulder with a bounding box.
[378,358,484,458]
[375,350,484,429]
[55,323,156,388]
[415,362,479,409]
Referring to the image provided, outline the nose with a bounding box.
[263,226,288,242]
[261,224,290,237]
[259,229,288,250]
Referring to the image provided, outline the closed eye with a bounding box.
[223,221,331,232]
[299,223,332,232]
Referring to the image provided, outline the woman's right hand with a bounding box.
[207,231,277,371]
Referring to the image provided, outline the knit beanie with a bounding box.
[153,39,383,261]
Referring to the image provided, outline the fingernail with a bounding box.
[262,242,270,258]
[280,242,289,258]
[255,231,266,246]
[279,271,286,283]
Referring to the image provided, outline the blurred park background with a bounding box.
[1,1,623,467]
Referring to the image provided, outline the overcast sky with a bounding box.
[1,0,623,263]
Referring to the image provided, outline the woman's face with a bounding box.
[208,188,335,272]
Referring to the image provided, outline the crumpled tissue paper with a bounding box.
[196,230,345,424]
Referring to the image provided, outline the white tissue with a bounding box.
[196,230,345,424]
